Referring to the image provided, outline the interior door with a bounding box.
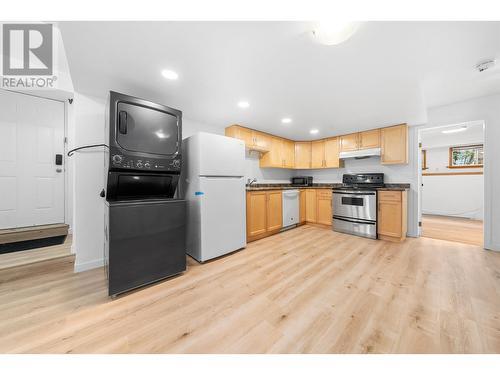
[200,176,246,261]
[0,90,65,229]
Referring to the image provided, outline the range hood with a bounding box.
[339,147,381,160]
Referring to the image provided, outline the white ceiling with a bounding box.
[58,21,500,140]
[421,121,484,149]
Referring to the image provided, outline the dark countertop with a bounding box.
[246,183,410,191]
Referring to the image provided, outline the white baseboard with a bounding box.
[74,258,104,273]
[484,241,500,252]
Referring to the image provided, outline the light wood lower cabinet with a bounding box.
[303,189,332,226]
[377,190,407,242]
[246,190,282,242]
[266,191,283,231]
[305,189,317,222]
[316,190,332,225]
[299,189,306,224]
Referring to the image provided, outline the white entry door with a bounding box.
[0,90,65,229]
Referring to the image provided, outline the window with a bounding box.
[448,144,483,168]
[421,149,428,170]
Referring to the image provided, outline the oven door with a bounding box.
[332,190,377,221]
[332,216,377,239]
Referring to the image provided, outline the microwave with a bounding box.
[291,176,313,186]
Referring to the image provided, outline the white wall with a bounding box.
[421,143,484,220]
[426,94,500,251]
[70,93,106,272]
[422,174,483,220]
[244,152,292,183]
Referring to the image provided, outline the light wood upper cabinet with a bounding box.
[266,191,283,232]
[381,124,408,165]
[316,190,332,226]
[305,189,317,223]
[246,191,267,238]
[311,140,325,169]
[253,131,271,150]
[299,190,306,224]
[227,123,407,169]
[377,190,407,242]
[295,142,312,169]
[359,129,380,149]
[225,125,271,151]
[324,137,341,168]
[340,133,359,152]
[260,136,283,168]
[226,125,253,146]
[282,139,295,168]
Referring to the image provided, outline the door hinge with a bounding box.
[418,221,422,227]
[419,142,422,148]
[64,137,68,144]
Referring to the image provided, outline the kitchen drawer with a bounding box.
[316,190,332,199]
[378,190,401,202]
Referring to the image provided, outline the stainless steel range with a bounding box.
[332,173,384,239]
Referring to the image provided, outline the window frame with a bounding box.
[448,144,484,169]
[421,149,428,170]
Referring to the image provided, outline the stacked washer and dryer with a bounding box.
[103,91,186,296]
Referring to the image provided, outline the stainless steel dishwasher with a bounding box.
[282,189,299,228]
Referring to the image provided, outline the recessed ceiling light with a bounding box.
[442,126,467,134]
[281,118,292,124]
[161,69,178,80]
[311,21,359,46]
[310,129,319,135]
[237,101,250,108]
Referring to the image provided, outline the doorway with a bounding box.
[0,89,70,266]
[419,121,484,247]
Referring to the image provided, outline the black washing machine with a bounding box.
[103,91,186,296]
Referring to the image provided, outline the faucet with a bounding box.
[247,178,257,186]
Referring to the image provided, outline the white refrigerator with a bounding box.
[182,132,246,262]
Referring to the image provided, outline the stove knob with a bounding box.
[144,162,150,168]
[112,154,123,164]
[136,161,143,168]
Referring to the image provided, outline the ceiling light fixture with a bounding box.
[476,59,496,72]
[310,129,319,135]
[237,101,250,108]
[281,118,292,124]
[161,69,178,80]
[311,21,359,46]
[442,126,467,134]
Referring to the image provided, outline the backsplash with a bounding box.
[244,151,292,183]
[293,156,414,183]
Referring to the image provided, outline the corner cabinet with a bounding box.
[381,124,408,165]
[246,190,282,242]
[377,190,407,242]
[295,142,312,169]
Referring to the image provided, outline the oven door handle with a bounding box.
[333,216,376,225]
[332,191,376,196]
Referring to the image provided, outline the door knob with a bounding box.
[56,168,63,173]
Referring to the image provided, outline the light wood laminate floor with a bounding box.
[422,215,483,246]
[0,225,499,354]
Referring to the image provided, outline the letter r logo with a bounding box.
[2,24,53,75]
